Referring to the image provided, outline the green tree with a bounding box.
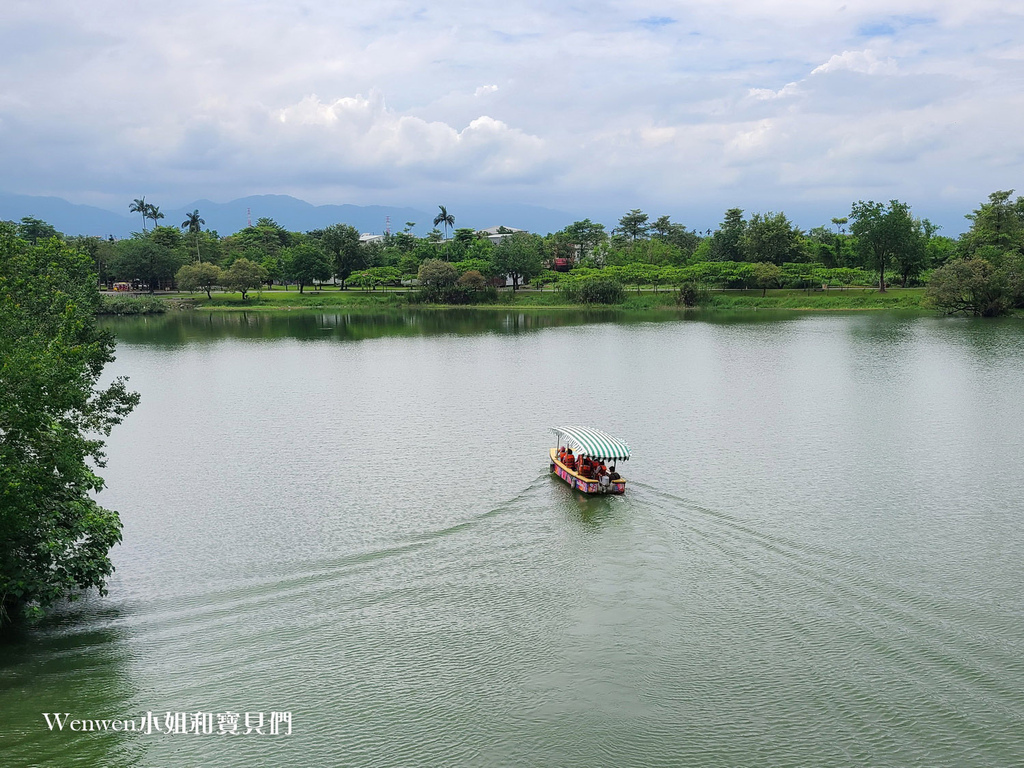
[744,212,805,265]
[283,243,331,293]
[417,258,458,288]
[261,256,282,288]
[351,266,401,291]
[616,209,650,242]
[710,208,747,262]
[492,231,543,291]
[149,225,184,251]
[180,209,206,262]
[751,262,783,296]
[316,223,361,288]
[146,204,164,230]
[563,219,607,262]
[893,219,929,287]
[651,216,701,259]
[849,200,922,292]
[531,269,559,291]
[232,218,292,259]
[831,217,849,265]
[960,190,1024,256]
[398,253,421,284]
[452,258,494,277]
[433,206,455,257]
[110,237,185,291]
[175,262,223,298]
[69,235,116,286]
[17,216,59,245]
[0,225,139,625]
[926,257,1023,316]
[224,257,268,300]
[129,197,148,231]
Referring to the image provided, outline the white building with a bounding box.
[476,225,526,245]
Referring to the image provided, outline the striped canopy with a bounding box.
[551,426,631,461]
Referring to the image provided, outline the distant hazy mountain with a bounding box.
[0,192,576,238]
[174,196,430,239]
[0,193,135,238]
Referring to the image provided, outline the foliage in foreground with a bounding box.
[0,226,139,625]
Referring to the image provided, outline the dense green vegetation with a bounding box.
[98,294,168,315]
[6,189,1024,315]
[0,224,138,626]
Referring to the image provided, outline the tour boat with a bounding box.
[550,426,630,495]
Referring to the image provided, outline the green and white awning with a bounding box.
[551,426,631,461]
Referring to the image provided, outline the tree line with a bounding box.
[7,191,1024,315]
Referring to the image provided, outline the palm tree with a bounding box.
[181,209,206,262]
[146,204,165,230]
[433,205,455,258]
[129,197,148,231]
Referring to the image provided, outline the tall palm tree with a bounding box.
[181,209,206,262]
[433,205,455,258]
[129,197,148,231]
[146,204,165,230]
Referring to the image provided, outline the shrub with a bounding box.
[672,281,708,307]
[96,295,168,315]
[408,285,498,305]
[457,270,487,290]
[560,277,625,305]
[418,259,458,288]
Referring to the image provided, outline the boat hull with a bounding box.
[549,449,626,494]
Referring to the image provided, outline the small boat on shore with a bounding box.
[549,426,630,495]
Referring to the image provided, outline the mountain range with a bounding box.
[0,193,576,239]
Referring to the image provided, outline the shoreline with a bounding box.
[100,286,935,315]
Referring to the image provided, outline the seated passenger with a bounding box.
[564,449,576,470]
[557,446,566,463]
[596,461,608,477]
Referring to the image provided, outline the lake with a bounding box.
[3,309,1023,767]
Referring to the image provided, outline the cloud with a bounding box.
[2,0,1024,232]
[263,93,549,183]
[748,83,801,100]
[812,49,899,75]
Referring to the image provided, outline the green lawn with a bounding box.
[161,286,928,312]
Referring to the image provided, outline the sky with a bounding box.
[2,0,1024,234]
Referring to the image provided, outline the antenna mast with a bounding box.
[385,215,391,236]
[247,207,252,228]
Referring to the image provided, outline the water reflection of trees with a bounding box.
[100,308,708,346]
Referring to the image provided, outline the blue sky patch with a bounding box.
[637,16,676,29]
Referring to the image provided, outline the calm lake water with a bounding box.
[3,309,1024,768]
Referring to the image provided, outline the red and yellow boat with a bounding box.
[549,426,630,495]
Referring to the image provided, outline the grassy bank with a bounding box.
[704,287,927,310]
[166,286,928,312]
